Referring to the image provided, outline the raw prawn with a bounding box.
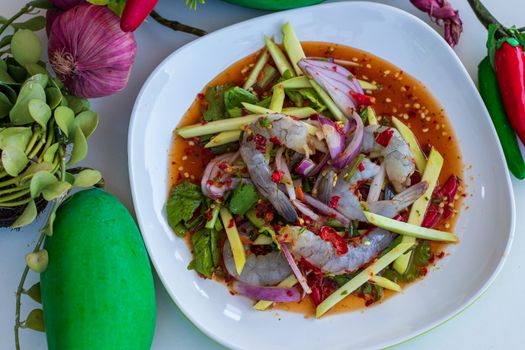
[362,125,416,192]
[240,114,313,222]
[223,241,291,286]
[282,226,395,274]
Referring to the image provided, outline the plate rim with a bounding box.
[128,2,516,349]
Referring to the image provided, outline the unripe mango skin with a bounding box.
[41,189,156,350]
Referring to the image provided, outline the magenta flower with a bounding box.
[410,0,463,47]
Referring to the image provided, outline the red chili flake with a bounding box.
[271,170,284,183]
[264,211,274,223]
[350,92,374,107]
[357,162,365,172]
[365,299,374,307]
[254,134,267,152]
[218,162,228,170]
[228,219,234,228]
[393,211,409,222]
[437,251,445,259]
[375,128,394,147]
[269,136,282,145]
[438,175,459,202]
[298,257,322,273]
[319,226,348,256]
[410,171,422,186]
[206,180,214,186]
[328,195,340,209]
[224,178,233,186]
[197,92,205,100]
[332,65,337,72]
[422,203,441,228]
[204,209,214,221]
[420,267,428,276]
[428,254,436,264]
[250,244,272,256]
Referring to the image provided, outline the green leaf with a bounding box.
[43,143,59,163]
[0,35,12,49]
[228,183,258,215]
[0,84,18,103]
[26,73,49,89]
[24,309,45,332]
[45,87,62,109]
[28,0,54,9]
[25,282,42,303]
[54,106,75,137]
[166,180,203,230]
[298,88,326,112]
[7,64,27,83]
[191,229,214,278]
[13,16,46,31]
[11,200,37,228]
[0,127,32,151]
[25,63,48,76]
[28,99,51,128]
[202,85,230,121]
[2,146,29,176]
[64,95,90,114]
[0,68,15,84]
[224,86,258,117]
[30,171,57,198]
[75,110,99,138]
[68,126,88,165]
[26,250,48,273]
[73,169,102,187]
[0,91,13,118]
[19,162,54,183]
[9,80,46,125]
[11,29,42,66]
[41,180,71,201]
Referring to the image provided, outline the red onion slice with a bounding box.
[303,194,350,227]
[280,242,312,294]
[296,158,315,176]
[233,281,301,302]
[318,115,345,159]
[309,152,330,177]
[332,112,364,169]
[292,199,322,222]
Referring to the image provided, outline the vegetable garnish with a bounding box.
[394,148,443,273]
[219,207,246,274]
[253,275,298,310]
[167,22,463,317]
[316,242,414,318]
[364,212,458,242]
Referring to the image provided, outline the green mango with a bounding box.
[40,189,156,350]
[221,0,325,10]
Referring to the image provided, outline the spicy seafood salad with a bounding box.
[166,23,464,317]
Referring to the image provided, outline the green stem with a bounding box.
[0,198,31,207]
[0,184,29,196]
[149,10,207,37]
[27,130,46,160]
[467,0,508,34]
[14,146,67,350]
[24,129,40,155]
[0,188,30,203]
[0,3,31,37]
[37,124,55,162]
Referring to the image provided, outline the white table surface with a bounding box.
[1,0,524,349]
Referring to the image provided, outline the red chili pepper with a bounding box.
[120,0,159,32]
[269,136,281,145]
[375,128,394,147]
[328,195,340,209]
[350,92,374,107]
[319,226,348,255]
[271,170,284,183]
[494,41,525,145]
[254,134,267,152]
[422,203,441,228]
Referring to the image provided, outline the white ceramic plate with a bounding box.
[128,2,515,349]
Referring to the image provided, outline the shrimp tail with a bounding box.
[368,180,428,217]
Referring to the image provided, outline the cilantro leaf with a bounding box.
[202,85,229,121]
[228,183,259,215]
[298,88,326,112]
[224,86,258,117]
[166,181,203,232]
[190,229,213,278]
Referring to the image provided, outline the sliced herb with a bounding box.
[202,85,230,121]
[224,86,257,117]
[166,180,203,233]
[228,183,259,215]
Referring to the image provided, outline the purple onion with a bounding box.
[292,199,322,222]
[332,112,364,169]
[295,158,315,176]
[49,0,84,10]
[303,194,350,227]
[309,152,330,177]
[48,4,137,98]
[318,115,345,159]
[410,0,462,47]
[280,242,312,294]
[233,282,301,302]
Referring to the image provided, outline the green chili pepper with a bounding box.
[478,56,525,179]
